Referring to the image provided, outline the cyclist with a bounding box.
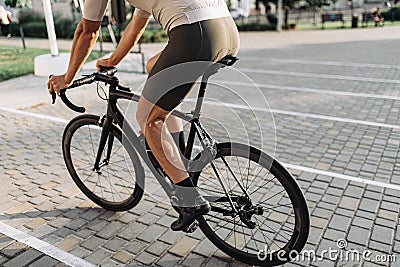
[47,0,239,232]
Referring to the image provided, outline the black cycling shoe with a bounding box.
[170,195,211,232]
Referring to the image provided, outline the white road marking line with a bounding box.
[0,222,96,267]
[241,57,400,70]
[239,67,400,84]
[214,80,400,101]
[283,163,400,191]
[0,107,69,124]
[1,106,398,190]
[193,145,400,191]
[201,101,400,130]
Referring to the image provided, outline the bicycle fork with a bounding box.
[93,115,114,172]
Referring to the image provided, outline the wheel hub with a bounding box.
[236,196,264,229]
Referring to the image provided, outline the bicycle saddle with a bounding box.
[203,55,239,80]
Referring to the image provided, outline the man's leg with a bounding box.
[136,96,210,232]
[146,52,185,153]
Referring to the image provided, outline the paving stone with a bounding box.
[81,235,106,251]
[204,257,230,267]
[64,218,88,230]
[193,238,217,257]
[145,241,170,255]
[103,237,127,252]
[27,255,60,267]
[117,222,147,240]
[85,248,111,265]
[74,229,94,239]
[124,240,147,255]
[158,230,184,245]
[324,228,345,242]
[55,235,81,252]
[371,225,394,245]
[3,249,42,267]
[137,224,167,243]
[137,213,159,225]
[0,236,14,250]
[182,253,206,267]
[135,251,157,265]
[328,214,352,232]
[310,217,328,229]
[69,247,91,259]
[367,240,392,254]
[351,217,373,230]
[112,250,134,264]
[346,226,370,246]
[96,221,125,239]
[359,198,380,213]
[338,196,359,211]
[156,252,181,267]
[307,228,323,246]
[169,236,200,257]
[1,241,29,258]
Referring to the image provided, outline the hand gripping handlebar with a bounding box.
[50,67,117,113]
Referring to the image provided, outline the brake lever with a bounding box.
[51,91,56,104]
[49,74,56,104]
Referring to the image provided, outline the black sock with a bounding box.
[176,177,195,187]
[171,131,185,155]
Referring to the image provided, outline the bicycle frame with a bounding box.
[94,75,217,198]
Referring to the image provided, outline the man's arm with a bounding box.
[48,19,101,95]
[7,12,12,23]
[96,15,150,70]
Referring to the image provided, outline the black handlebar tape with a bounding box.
[99,66,117,75]
[60,90,86,113]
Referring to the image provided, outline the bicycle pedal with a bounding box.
[183,221,198,233]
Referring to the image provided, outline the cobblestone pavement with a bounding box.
[0,33,399,267]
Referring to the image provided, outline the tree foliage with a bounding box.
[306,0,337,8]
[5,0,31,8]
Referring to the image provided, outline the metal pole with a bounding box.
[277,0,283,32]
[42,0,59,56]
[19,27,26,49]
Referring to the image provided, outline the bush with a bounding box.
[54,17,76,39]
[235,22,276,31]
[381,7,400,21]
[17,9,43,24]
[9,10,76,39]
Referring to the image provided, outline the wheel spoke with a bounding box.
[194,146,307,264]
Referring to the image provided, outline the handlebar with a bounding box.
[51,67,119,113]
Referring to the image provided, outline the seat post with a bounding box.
[191,56,238,118]
[192,75,210,118]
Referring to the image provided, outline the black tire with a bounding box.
[191,142,309,266]
[62,114,144,211]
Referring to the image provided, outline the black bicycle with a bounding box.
[52,56,309,266]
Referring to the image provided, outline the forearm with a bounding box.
[65,19,100,83]
[108,16,150,66]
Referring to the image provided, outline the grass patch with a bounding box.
[0,46,106,82]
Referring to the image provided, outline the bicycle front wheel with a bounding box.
[62,114,144,211]
[191,142,309,266]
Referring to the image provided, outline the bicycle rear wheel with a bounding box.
[191,142,309,266]
[62,114,144,211]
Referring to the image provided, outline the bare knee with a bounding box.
[146,61,153,74]
[136,111,145,131]
[145,111,168,134]
[146,52,161,74]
